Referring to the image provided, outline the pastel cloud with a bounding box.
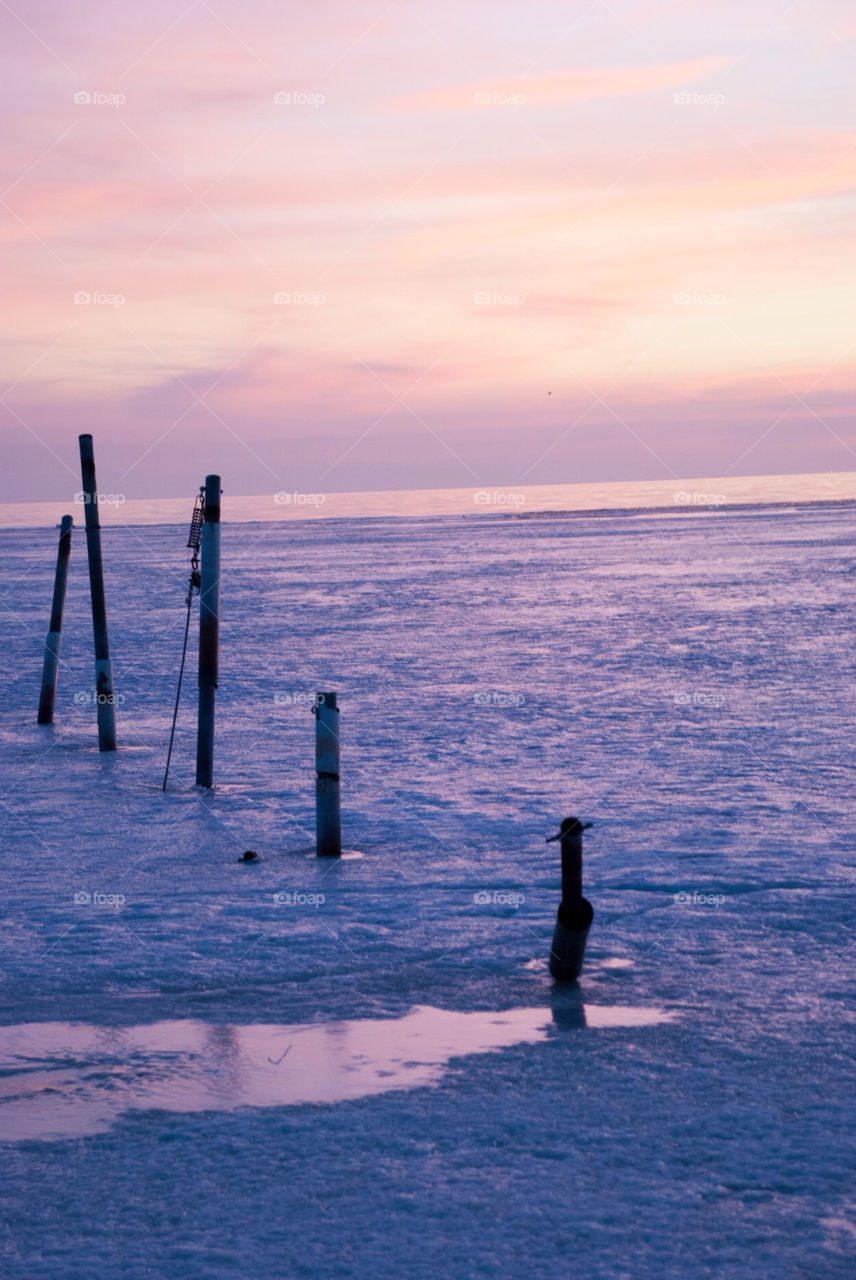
[401,55,734,112]
[0,0,854,500]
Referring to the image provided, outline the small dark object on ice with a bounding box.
[239,850,261,862]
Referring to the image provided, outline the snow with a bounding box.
[1,504,855,1278]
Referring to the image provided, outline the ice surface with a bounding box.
[1,504,855,1278]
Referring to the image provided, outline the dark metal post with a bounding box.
[315,692,341,856]
[195,474,221,788]
[560,819,584,906]
[78,435,116,751]
[548,817,593,981]
[37,514,73,724]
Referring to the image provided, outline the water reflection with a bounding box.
[550,991,587,1030]
[0,1002,673,1141]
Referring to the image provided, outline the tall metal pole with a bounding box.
[78,435,116,751]
[196,474,221,788]
[315,692,341,856]
[37,514,73,724]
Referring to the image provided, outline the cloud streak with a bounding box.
[401,56,735,112]
[0,0,853,499]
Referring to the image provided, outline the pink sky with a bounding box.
[1,0,855,500]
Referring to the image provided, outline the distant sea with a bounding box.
[1,470,856,529]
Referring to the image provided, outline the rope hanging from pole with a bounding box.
[162,488,204,791]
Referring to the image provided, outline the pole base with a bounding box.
[549,898,593,982]
[315,774,341,856]
[37,632,61,724]
[94,657,117,751]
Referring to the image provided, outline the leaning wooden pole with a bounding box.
[37,514,73,724]
[78,435,117,751]
[195,474,221,788]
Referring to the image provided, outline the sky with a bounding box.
[1,0,855,502]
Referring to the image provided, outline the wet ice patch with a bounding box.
[0,1003,672,1141]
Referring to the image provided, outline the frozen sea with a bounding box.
[1,502,855,1278]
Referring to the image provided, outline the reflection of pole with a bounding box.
[550,989,588,1030]
[315,692,341,856]
[78,435,116,751]
[196,475,221,788]
[547,817,593,981]
[37,514,73,725]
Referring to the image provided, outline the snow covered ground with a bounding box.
[1,504,855,1278]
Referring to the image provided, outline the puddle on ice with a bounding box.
[524,957,634,973]
[0,1002,672,1141]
